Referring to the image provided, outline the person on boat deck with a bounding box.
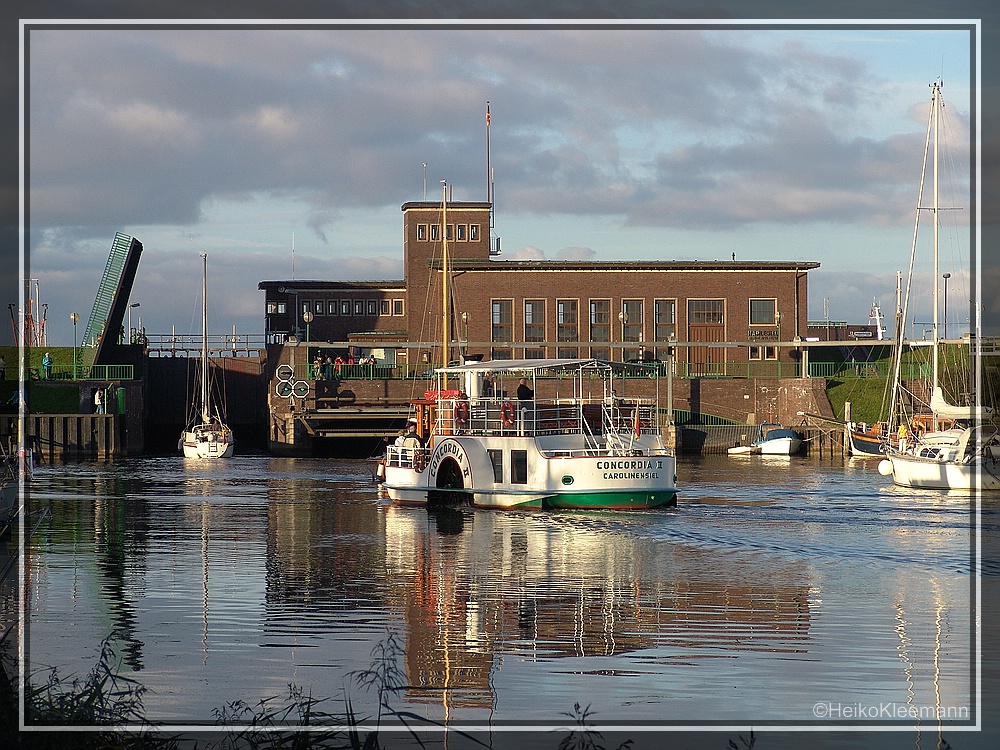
[482,373,495,397]
[395,418,424,449]
[516,378,533,402]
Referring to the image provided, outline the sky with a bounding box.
[21,22,977,347]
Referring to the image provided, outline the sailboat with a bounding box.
[876,82,999,490]
[179,253,235,459]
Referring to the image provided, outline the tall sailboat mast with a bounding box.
[931,81,941,401]
[200,253,210,424]
[441,181,449,391]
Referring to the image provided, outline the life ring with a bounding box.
[501,401,516,426]
[455,400,469,426]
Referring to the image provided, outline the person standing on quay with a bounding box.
[41,352,53,380]
[94,386,104,414]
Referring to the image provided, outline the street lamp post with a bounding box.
[70,312,79,379]
[942,273,951,340]
[618,310,628,361]
[128,302,140,344]
[303,310,314,342]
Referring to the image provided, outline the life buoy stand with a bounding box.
[501,401,516,426]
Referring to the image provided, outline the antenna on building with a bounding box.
[291,232,295,280]
[423,162,427,200]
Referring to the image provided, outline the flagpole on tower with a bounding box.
[485,101,491,205]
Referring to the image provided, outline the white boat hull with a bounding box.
[181,427,235,459]
[880,452,1000,491]
[756,436,802,455]
[382,435,676,510]
[879,427,1000,490]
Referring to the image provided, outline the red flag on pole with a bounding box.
[486,102,490,127]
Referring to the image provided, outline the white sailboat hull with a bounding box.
[882,452,1000,490]
[181,426,235,459]
[879,427,1000,490]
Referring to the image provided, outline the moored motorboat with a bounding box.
[728,422,802,456]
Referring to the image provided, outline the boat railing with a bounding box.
[433,396,659,439]
[385,444,430,469]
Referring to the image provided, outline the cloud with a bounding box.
[557,246,596,260]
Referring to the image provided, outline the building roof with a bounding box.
[435,259,821,272]
[258,280,406,291]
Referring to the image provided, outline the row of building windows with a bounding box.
[415,223,482,242]
[267,299,406,317]
[489,298,779,340]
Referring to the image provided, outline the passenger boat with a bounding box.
[728,422,802,456]
[378,358,678,510]
[179,253,235,459]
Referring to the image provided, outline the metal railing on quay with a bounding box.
[31,364,135,381]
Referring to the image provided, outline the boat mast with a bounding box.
[931,81,941,407]
[441,181,449,391]
[200,253,210,424]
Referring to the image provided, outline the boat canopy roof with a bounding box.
[435,358,657,376]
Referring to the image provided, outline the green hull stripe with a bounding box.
[541,490,677,510]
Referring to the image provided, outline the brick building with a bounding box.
[259,200,820,375]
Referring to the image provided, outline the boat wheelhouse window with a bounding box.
[469,224,480,241]
[392,299,404,316]
[267,301,279,315]
[416,223,428,241]
[327,301,338,315]
[488,449,503,482]
[276,301,286,314]
[750,298,777,325]
[511,450,528,484]
[341,300,352,315]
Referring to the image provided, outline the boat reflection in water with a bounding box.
[381,504,814,719]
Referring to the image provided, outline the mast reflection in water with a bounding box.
[23,455,976,731]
